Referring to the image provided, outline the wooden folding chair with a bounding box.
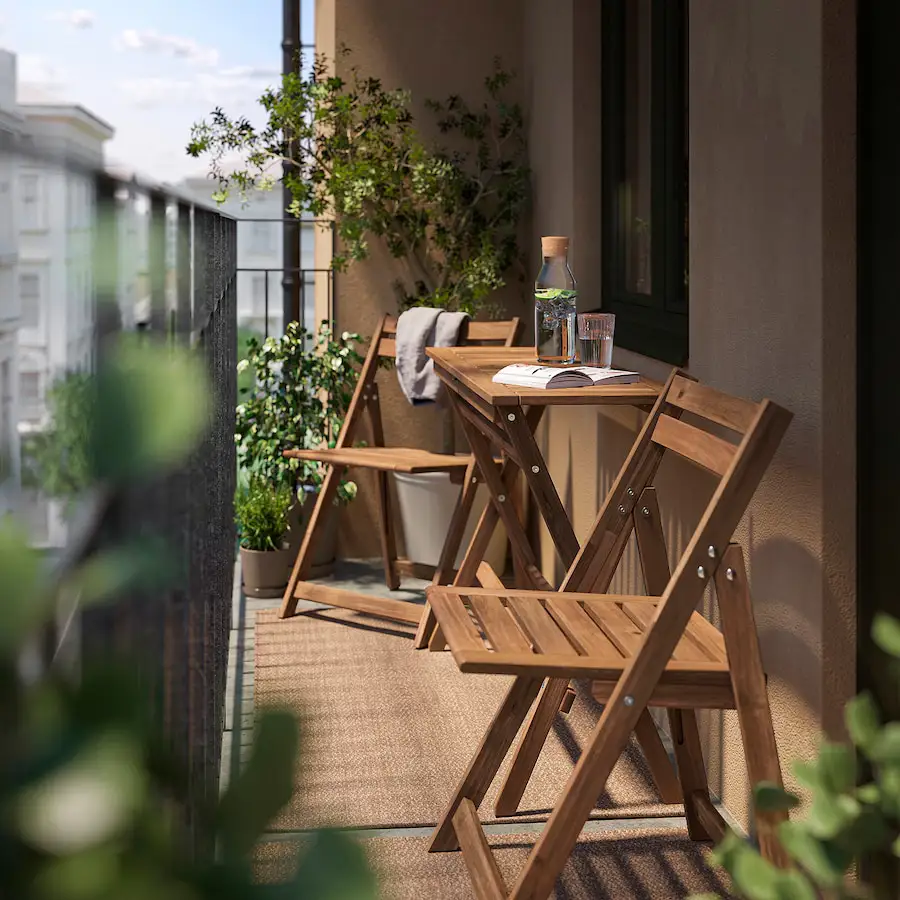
[278,314,520,631]
[425,370,793,900]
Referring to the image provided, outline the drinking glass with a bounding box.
[577,313,616,367]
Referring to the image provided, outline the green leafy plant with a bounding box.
[21,371,93,505]
[0,336,376,899]
[235,478,292,551]
[236,321,362,505]
[693,614,900,900]
[187,49,530,316]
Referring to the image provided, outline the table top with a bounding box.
[428,346,662,407]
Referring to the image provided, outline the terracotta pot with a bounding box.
[285,488,340,577]
[240,545,293,599]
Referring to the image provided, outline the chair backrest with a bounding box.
[374,314,520,360]
[562,370,792,597]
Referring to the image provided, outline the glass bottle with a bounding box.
[534,236,577,364]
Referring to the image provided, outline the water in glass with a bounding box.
[579,335,613,368]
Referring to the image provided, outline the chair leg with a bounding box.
[366,383,400,591]
[279,464,343,618]
[633,710,683,804]
[495,678,571,817]
[429,676,544,853]
[415,460,482,647]
[668,708,724,840]
[509,689,649,900]
[374,470,400,591]
[495,683,681,818]
[715,544,790,868]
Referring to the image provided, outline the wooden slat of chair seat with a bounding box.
[427,588,732,686]
[283,445,475,473]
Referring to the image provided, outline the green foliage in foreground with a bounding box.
[0,337,376,899]
[693,615,900,900]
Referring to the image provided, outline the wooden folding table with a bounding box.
[422,346,682,803]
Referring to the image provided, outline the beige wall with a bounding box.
[527,0,857,831]
[316,0,527,557]
[319,0,858,835]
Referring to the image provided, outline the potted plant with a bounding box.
[190,52,528,573]
[235,321,362,574]
[235,477,293,597]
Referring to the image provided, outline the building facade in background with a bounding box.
[14,92,113,545]
[0,50,23,517]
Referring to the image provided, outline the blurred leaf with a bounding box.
[773,870,818,900]
[31,848,120,900]
[792,760,821,793]
[728,839,785,900]
[817,743,857,794]
[857,782,881,804]
[65,538,176,607]
[893,833,900,857]
[872,613,900,659]
[291,830,377,900]
[92,341,209,483]
[755,782,800,813]
[16,731,147,854]
[870,723,900,765]
[806,792,859,840]
[843,805,892,853]
[217,709,298,859]
[846,692,882,752]
[0,520,49,657]
[777,821,848,888]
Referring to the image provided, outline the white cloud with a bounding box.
[46,9,95,29]
[115,28,219,67]
[120,67,278,109]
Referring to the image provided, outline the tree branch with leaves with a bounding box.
[187,49,530,317]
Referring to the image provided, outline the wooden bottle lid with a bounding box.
[541,236,569,258]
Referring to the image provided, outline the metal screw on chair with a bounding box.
[623,695,635,707]
[531,465,540,474]
[640,507,650,518]
[626,487,635,497]
[498,494,506,503]
[707,545,717,558]
[618,504,627,515]
[471,477,477,484]
[726,567,736,582]
[697,565,707,579]
[507,413,516,421]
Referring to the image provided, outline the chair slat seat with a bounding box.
[427,585,734,708]
[283,446,477,473]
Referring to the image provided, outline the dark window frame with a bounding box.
[599,0,688,364]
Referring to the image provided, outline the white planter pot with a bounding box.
[392,470,508,573]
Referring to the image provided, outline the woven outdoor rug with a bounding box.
[254,607,681,832]
[254,826,733,898]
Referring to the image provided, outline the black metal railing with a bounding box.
[1,136,239,853]
[235,216,334,343]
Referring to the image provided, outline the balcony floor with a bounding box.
[222,559,740,898]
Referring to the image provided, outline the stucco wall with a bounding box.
[318,0,857,835]
[526,0,857,832]
[316,0,526,558]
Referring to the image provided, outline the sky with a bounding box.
[0,0,315,184]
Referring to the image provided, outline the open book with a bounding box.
[492,364,640,390]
